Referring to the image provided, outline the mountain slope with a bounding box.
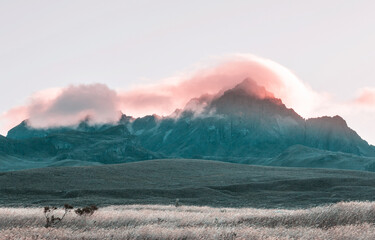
[269,145,375,172]
[1,125,162,171]
[1,159,374,208]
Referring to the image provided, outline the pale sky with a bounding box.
[1,1,375,143]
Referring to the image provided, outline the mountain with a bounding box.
[6,117,115,140]
[304,116,372,155]
[130,79,375,158]
[2,79,375,171]
[1,124,162,171]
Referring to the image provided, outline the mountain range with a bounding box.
[2,79,375,172]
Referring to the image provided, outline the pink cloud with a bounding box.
[1,54,374,145]
[117,54,321,118]
[0,84,121,133]
[0,106,29,136]
[0,54,322,134]
[355,88,375,105]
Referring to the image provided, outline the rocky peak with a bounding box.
[118,114,135,124]
[228,78,276,100]
[306,115,349,131]
[207,79,299,120]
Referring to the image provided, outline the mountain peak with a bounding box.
[228,78,276,100]
[307,115,348,129]
[206,78,294,119]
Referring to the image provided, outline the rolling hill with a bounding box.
[1,159,374,208]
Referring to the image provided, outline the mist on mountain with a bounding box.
[2,79,375,172]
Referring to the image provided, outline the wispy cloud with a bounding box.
[355,88,375,105]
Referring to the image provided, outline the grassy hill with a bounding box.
[1,159,374,208]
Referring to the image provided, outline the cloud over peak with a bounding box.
[1,54,374,144]
[117,54,321,118]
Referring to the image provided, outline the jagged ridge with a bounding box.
[2,79,375,171]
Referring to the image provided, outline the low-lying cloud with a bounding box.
[1,54,374,144]
[30,84,121,128]
[1,84,121,130]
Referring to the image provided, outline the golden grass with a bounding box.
[1,201,375,239]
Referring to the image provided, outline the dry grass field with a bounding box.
[1,201,375,240]
[1,160,375,239]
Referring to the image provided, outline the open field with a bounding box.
[1,201,375,239]
[1,159,375,208]
[2,159,375,239]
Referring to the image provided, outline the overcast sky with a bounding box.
[1,0,375,143]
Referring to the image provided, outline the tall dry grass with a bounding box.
[0,201,374,239]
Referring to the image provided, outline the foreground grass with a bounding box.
[1,201,375,239]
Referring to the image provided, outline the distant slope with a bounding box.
[1,159,374,208]
[1,125,163,170]
[266,145,375,172]
[0,154,102,172]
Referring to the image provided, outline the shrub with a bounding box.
[75,205,98,216]
[43,204,73,228]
